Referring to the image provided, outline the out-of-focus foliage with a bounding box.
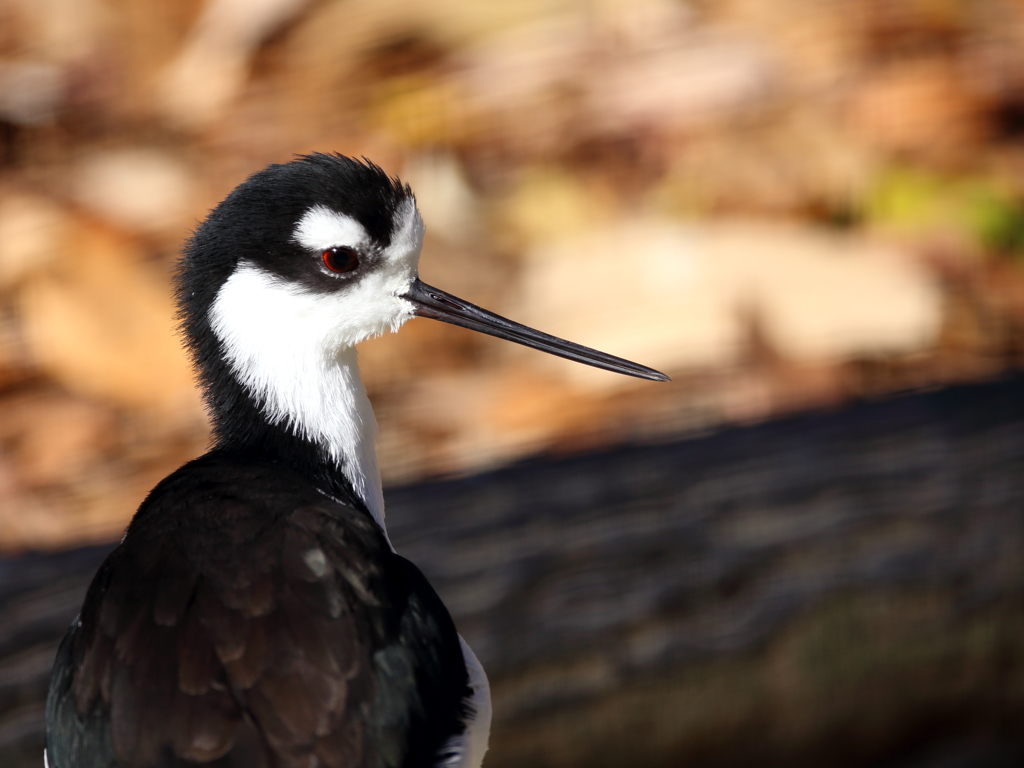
[867,168,1024,258]
[3,4,1024,768]
[2,0,1024,549]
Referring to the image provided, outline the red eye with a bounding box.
[323,246,359,274]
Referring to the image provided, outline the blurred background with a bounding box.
[2,0,1024,766]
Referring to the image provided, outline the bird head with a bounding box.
[176,154,667,446]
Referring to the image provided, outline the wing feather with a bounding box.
[46,455,469,768]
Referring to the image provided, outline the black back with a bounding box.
[46,453,470,768]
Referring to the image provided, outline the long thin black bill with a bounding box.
[404,279,670,382]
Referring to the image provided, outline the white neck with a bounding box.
[305,345,387,533]
[210,264,391,542]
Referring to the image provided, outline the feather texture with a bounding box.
[47,453,471,768]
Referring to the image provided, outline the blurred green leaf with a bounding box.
[865,167,1024,259]
[968,188,1024,257]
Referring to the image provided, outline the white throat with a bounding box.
[210,265,390,535]
[207,202,423,542]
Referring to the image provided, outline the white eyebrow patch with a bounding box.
[293,205,369,251]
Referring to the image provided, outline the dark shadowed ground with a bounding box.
[3,376,1024,768]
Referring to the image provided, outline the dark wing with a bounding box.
[46,455,469,768]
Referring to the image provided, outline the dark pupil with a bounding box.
[323,246,359,273]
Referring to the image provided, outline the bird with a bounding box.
[44,153,668,768]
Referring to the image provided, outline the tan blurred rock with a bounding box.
[0,453,174,552]
[516,219,943,388]
[502,169,614,244]
[366,75,480,148]
[0,309,29,387]
[0,193,69,288]
[589,0,696,50]
[481,368,607,448]
[0,391,117,487]
[517,219,743,386]
[585,30,778,135]
[158,0,316,129]
[66,461,177,546]
[0,457,70,553]
[849,58,987,154]
[72,148,196,236]
[717,0,861,90]
[457,14,587,111]
[452,14,593,158]
[387,367,608,477]
[653,108,876,217]
[455,5,778,152]
[743,224,942,362]
[0,61,65,125]
[17,218,199,412]
[3,0,113,64]
[0,389,133,551]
